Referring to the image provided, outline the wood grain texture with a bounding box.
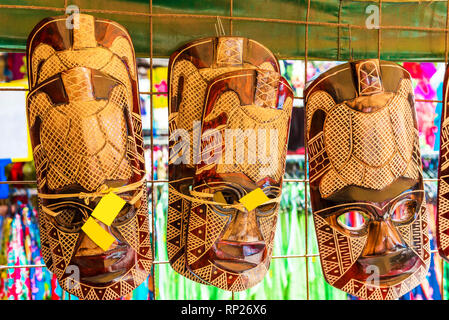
[305,59,430,300]
[26,13,152,300]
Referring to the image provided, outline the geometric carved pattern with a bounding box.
[306,60,431,300]
[437,68,449,261]
[319,79,418,199]
[183,69,293,291]
[167,36,293,291]
[438,150,449,255]
[357,60,383,95]
[308,133,330,183]
[216,37,243,66]
[29,80,133,192]
[440,119,449,171]
[186,206,228,266]
[167,36,282,291]
[27,13,152,299]
[254,70,279,108]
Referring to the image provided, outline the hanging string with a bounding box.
[215,16,226,37]
[337,0,343,60]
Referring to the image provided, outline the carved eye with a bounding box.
[220,190,239,205]
[112,203,135,225]
[53,206,85,233]
[391,199,417,223]
[337,211,369,231]
[256,188,278,215]
[211,189,241,214]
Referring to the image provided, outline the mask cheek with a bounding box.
[396,203,431,263]
[314,214,368,286]
[45,218,80,279]
[118,193,154,267]
[115,211,142,253]
[257,213,278,251]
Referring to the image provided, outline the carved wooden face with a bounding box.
[437,65,449,262]
[168,56,293,289]
[192,174,278,274]
[184,69,293,290]
[167,37,285,289]
[26,14,152,300]
[305,60,430,299]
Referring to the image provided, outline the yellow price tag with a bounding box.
[238,188,269,211]
[213,191,227,204]
[81,217,116,251]
[91,192,126,226]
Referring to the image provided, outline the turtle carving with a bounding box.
[28,67,134,192]
[307,62,420,200]
[26,14,152,300]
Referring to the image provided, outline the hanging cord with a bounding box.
[169,184,281,213]
[37,178,146,217]
[215,16,226,37]
[337,0,343,60]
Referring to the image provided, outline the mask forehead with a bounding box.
[305,59,430,300]
[26,13,152,300]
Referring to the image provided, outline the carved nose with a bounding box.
[221,209,264,242]
[361,220,406,257]
[76,220,119,256]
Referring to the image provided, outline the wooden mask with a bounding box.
[305,59,430,299]
[437,65,449,261]
[26,14,152,300]
[167,37,293,290]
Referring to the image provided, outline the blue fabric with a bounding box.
[0,159,11,199]
[433,82,443,151]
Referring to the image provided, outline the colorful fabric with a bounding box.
[5,210,30,299]
[0,215,11,299]
[149,66,168,109]
[402,62,443,153]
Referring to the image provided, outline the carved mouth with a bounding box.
[212,240,266,273]
[356,249,421,284]
[70,245,135,284]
